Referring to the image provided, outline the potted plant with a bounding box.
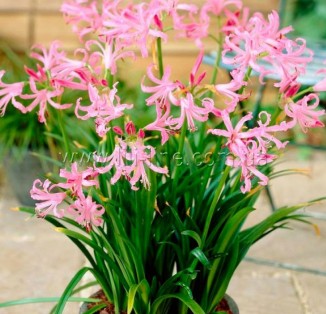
[0,0,325,313]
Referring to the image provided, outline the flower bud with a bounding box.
[153,14,163,31]
[113,126,123,135]
[125,121,136,135]
[138,129,145,139]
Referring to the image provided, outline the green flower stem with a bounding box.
[201,166,231,246]
[209,17,223,90]
[208,48,221,91]
[57,109,72,158]
[97,130,115,199]
[208,34,219,44]
[107,71,114,89]
[198,27,222,142]
[293,86,313,101]
[156,36,174,178]
[44,122,59,164]
[172,123,187,204]
[238,66,252,96]
[156,38,164,79]
[107,124,115,155]
[199,18,222,143]
[106,41,115,88]
[237,66,253,122]
[177,122,187,160]
[248,83,266,128]
[108,127,120,200]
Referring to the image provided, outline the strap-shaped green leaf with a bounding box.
[55,267,91,313]
[0,296,99,308]
[191,247,211,269]
[127,279,150,314]
[181,230,202,247]
[56,228,128,287]
[82,303,107,314]
[151,293,205,314]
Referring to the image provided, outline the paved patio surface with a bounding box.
[0,148,325,314]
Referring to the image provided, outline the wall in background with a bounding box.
[0,0,281,100]
[0,0,280,51]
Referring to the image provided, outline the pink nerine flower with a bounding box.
[61,0,112,39]
[214,78,246,112]
[30,179,66,218]
[86,40,135,75]
[208,110,286,193]
[58,162,99,197]
[101,2,167,57]
[94,139,128,185]
[145,101,173,144]
[167,93,212,131]
[244,111,289,155]
[149,0,198,17]
[169,2,210,47]
[223,10,312,84]
[226,141,276,193]
[51,48,90,91]
[21,79,71,123]
[30,41,65,71]
[0,71,25,115]
[222,7,250,35]
[18,42,78,122]
[201,0,242,17]
[189,50,206,87]
[95,137,168,190]
[208,111,253,157]
[274,67,301,98]
[125,139,168,190]
[68,195,105,228]
[75,82,133,137]
[177,14,210,48]
[141,64,178,106]
[285,93,325,132]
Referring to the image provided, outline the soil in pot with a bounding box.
[81,290,238,314]
[80,290,126,314]
[215,294,239,314]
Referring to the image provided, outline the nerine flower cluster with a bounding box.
[1,0,325,228]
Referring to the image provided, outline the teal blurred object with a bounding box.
[3,150,51,206]
[287,0,326,42]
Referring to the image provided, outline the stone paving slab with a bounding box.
[296,273,326,314]
[228,268,305,314]
[0,171,84,314]
[228,260,326,314]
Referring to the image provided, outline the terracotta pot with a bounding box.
[79,290,126,314]
[80,290,239,314]
[216,294,239,314]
